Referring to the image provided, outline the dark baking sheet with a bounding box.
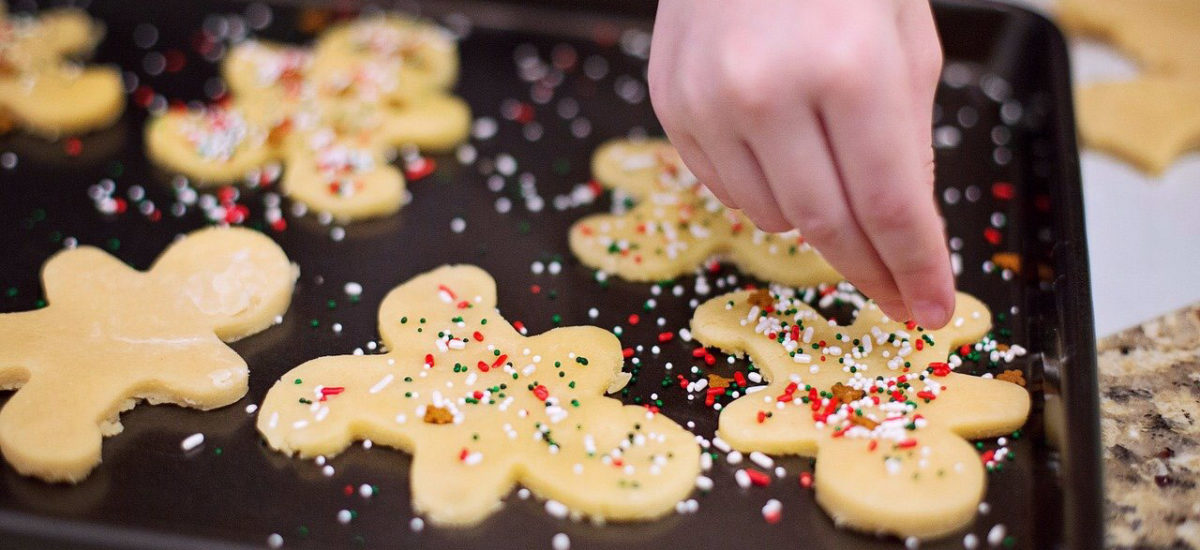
[0,0,1101,548]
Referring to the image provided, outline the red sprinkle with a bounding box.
[627,314,640,325]
[657,332,675,343]
[63,137,82,156]
[991,181,1015,200]
[404,157,437,181]
[984,227,1003,246]
[472,331,484,342]
[799,472,814,489]
[929,362,951,376]
[318,386,345,401]
[896,439,919,449]
[424,354,435,367]
[622,347,635,358]
[745,469,770,487]
[532,385,549,401]
[476,360,490,373]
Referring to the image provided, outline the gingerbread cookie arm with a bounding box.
[377,93,471,152]
[144,106,275,185]
[0,67,123,136]
[590,139,674,198]
[29,8,104,59]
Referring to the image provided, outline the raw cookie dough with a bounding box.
[1058,0,1200,173]
[0,4,124,136]
[691,286,1029,539]
[569,139,842,285]
[145,16,470,221]
[0,227,296,482]
[258,265,700,526]
[1076,76,1200,174]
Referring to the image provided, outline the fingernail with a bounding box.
[912,299,951,329]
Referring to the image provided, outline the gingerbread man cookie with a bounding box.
[691,287,1029,538]
[145,16,470,221]
[258,265,700,525]
[1058,0,1200,174]
[0,227,296,482]
[569,139,842,285]
[0,4,124,136]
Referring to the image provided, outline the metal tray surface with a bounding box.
[0,0,1101,548]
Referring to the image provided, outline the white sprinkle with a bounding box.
[266,533,283,548]
[978,502,991,515]
[695,476,713,491]
[734,469,751,489]
[552,533,570,550]
[726,450,743,465]
[450,217,466,233]
[360,484,373,497]
[410,517,424,532]
[369,373,395,394]
[337,509,352,524]
[245,404,258,414]
[180,433,204,452]
[987,524,1006,546]
[964,533,979,549]
[905,536,920,549]
[545,499,569,519]
[712,437,731,453]
[322,465,334,476]
[344,282,362,297]
[749,451,774,469]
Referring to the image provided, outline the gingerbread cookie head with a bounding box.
[0,5,124,136]
[691,287,1029,539]
[258,265,700,526]
[145,18,470,222]
[309,15,460,97]
[0,227,296,482]
[569,138,842,286]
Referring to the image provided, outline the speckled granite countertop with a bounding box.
[1098,304,1200,549]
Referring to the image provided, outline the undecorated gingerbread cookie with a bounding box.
[258,265,700,525]
[0,227,296,482]
[1058,0,1200,173]
[145,16,470,221]
[569,139,841,285]
[691,286,1029,539]
[0,4,124,136]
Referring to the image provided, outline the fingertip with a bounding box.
[911,297,953,330]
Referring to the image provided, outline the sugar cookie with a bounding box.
[1076,76,1200,174]
[258,265,700,525]
[691,286,1029,538]
[0,227,296,482]
[1058,0,1200,173]
[569,139,841,285]
[0,5,124,136]
[145,15,471,221]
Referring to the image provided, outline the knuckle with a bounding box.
[792,211,842,247]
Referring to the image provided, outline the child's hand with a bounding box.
[648,0,954,328]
